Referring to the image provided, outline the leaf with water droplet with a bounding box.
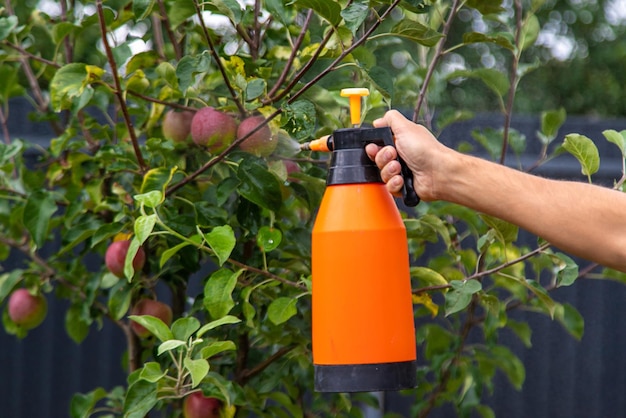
[257,226,282,252]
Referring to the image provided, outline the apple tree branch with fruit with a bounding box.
[0,1,623,417]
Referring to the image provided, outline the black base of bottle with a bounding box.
[314,360,417,392]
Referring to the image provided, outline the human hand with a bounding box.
[365,110,450,201]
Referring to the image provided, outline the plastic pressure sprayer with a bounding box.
[302,88,420,393]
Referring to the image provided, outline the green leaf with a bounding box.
[281,100,317,141]
[204,269,241,318]
[365,66,394,103]
[521,14,540,51]
[445,280,482,316]
[65,305,90,343]
[265,0,289,24]
[0,66,25,102]
[127,51,161,75]
[134,214,156,245]
[197,315,241,338]
[107,280,132,321]
[341,0,369,33]
[184,357,210,388]
[507,319,532,348]
[0,140,23,166]
[452,68,510,98]
[139,362,167,383]
[467,0,505,15]
[134,190,163,209]
[167,0,196,28]
[257,226,282,252]
[237,160,283,212]
[603,129,626,156]
[245,78,266,101]
[204,225,236,266]
[70,387,108,418]
[128,315,174,341]
[562,134,600,179]
[295,0,342,26]
[0,270,23,305]
[0,16,18,41]
[157,339,187,355]
[200,340,237,359]
[539,108,566,145]
[391,18,443,47]
[124,380,158,418]
[159,235,201,268]
[177,51,212,92]
[23,190,57,248]
[140,166,178,201]
[504,276,557,317]
[124,237,143,280]
[555,302,584,340]
[50,63,103,112]
[481,215,519,244]
[552,252,579,287]
[207,0,243,23]
[172,316,201,341]
[268,297,297,325]
[475,345,525,391]
[462,32,514,50]
[410,266,448,287]
[133,0,155,20]
[59,217,102,256]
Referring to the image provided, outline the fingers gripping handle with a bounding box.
[363,127,420,207]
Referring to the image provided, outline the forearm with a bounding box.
[439,152,626,272]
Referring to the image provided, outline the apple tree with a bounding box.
[0,0,623,417]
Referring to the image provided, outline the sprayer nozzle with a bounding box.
[301,135,332,152]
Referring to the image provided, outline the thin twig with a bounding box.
[413,0,461,123]
[267,10,314,99]
[157,0,183,60]
[413,242,551,294]
[96,0,148,173]
[237,345,295,385]
[499,0,523,165]
[193,0,246,116]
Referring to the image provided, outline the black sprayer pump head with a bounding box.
[324,127,420,206]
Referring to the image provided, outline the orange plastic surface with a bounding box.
[312,183,416,365]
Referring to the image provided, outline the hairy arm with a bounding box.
[368,110,626,272]
[441,152,626,272]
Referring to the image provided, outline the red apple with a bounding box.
[183,392,222,418]
[191,107,237,153]
[8,288,48,330]
[283,159,301,181]
[105,240,146,278]
[130,298,173,338]
[238,115,276,157]
[163,109,194,143]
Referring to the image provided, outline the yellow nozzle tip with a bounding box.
[340,88,369,125]
[340,88,370,97]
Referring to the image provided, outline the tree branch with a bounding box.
[412,0,461,123]
[266,10,314,101]
[237,345,295,385]
[193,0,246,116]
[96,0,148,173]
[499,0,523,165]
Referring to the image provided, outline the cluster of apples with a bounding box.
[162,108,276,157]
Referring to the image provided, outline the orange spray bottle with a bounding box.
[306,88,420,392]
